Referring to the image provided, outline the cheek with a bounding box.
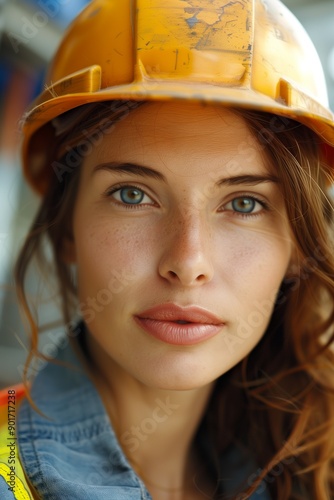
[214,227,292,309]
[74,213,160,297]
[213,236,291,361]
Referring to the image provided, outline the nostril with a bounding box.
[166,271,207,283]
[168,271,178,279]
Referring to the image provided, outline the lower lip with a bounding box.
[134,318,224,346]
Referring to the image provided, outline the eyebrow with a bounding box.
[93,162,279,185]
[217,174,279,186]
[93,162,166,181]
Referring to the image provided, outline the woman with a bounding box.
[1,0,334,498]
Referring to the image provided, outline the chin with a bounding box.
[135,366,223,392]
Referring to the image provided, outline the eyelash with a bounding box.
[105,183,270,217]
[221,195,270,219]
[105,183,157,210]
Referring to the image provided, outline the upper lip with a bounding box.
[136,304,224,325]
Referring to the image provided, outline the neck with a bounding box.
[83,334,216,495]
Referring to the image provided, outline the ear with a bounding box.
[60,233,77,263]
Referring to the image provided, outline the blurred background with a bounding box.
[0,0,333,388]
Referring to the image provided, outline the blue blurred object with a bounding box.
[23,0,91,28]
[0,62,11,98]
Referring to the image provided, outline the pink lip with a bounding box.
[135,304,225,346]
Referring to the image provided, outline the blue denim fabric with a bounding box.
[0,479,16,499]
[15,327,271,500]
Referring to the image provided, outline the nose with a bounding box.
[158,210,214,287]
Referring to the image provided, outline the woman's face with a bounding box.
[70,102,293,390]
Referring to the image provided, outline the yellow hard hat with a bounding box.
[22,0,334,194]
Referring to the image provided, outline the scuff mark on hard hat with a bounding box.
[186,16,199,28]
[175,49,179,70]
[87,7,101,19]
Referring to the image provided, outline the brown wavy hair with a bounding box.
[15,102,334,499]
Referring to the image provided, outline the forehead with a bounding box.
[84,101,268,178]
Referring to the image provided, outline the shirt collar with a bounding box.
[18,325,151,499]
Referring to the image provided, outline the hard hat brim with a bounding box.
[23,79,334,194]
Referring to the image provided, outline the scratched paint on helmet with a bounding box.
[136,0,253,85]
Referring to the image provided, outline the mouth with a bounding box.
[135,303,225,346]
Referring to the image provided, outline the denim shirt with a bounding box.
[1,327,271,500]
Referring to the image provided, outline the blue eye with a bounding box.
[232,197,256,213]
[225,196,263,214]
[109,185,154,206]
[119,187,145,204]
